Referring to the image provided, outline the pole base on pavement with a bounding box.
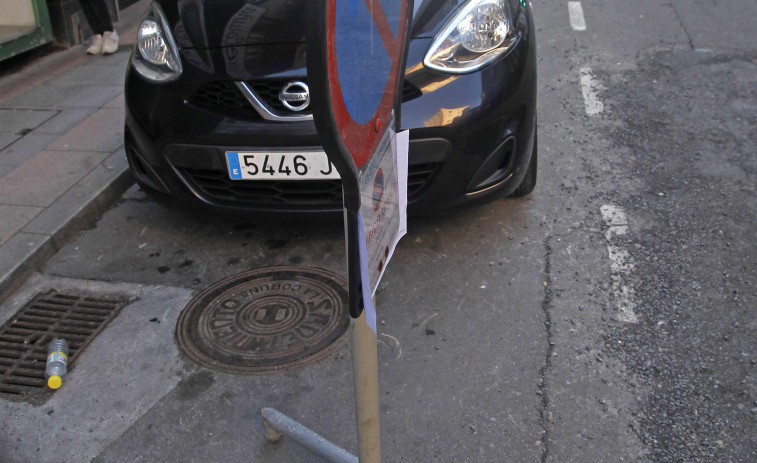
[258,312,381,463]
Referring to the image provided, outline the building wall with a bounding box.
[0,1,36,27]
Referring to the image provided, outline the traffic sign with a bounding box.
[329,0,407,168]
[308,0,412,323]
[309,0,411,205]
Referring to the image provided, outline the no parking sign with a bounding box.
[308,0,412,333]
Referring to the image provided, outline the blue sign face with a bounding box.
[326,0,410,169]
[335,0,403,125]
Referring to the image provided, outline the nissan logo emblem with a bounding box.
[279,81,310,112]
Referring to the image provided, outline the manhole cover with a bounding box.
[0,290,130,402]
[176,267,350,374]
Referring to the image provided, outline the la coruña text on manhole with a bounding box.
[176,267,350,374]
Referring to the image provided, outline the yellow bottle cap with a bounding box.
[47,375,62,389]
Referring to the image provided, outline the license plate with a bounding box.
[225,151,340,180]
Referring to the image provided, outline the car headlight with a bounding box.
[132,2,182,82]
[424,0,517,74]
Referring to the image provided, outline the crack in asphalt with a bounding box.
[666,2,695,50]
[538,236,555,463]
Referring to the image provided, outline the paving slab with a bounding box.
[0,48,88,107]
[53,58,131,87]
[0,205,43,246]
[0,84,71,109]
[48,108,125,153]
[5,50,131,108]
[0,132,60,166]
[57,84,127,109]
[103,93,125,109]
[0,149,109,207]
[0,133,19,151]
[0,164,13,179]
[1,83,124,110]
[91,48,136,66]
[0,109,57,135]
[0,0,143,107]
[23,149,131,249]
[33,107,99,135]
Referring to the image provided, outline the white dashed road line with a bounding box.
[580,68,604,116]
[571,5,629,319]
[568,2,587,31]
[600,205,639,323]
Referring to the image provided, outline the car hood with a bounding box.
[158,0,466,49]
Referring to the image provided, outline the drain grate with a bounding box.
[0,290,129,401]
[177,267,350,375]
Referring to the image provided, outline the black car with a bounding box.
[124,0,536,215]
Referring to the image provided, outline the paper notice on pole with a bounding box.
[357,126,409,334]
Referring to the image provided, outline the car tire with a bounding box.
[510,130,537,197]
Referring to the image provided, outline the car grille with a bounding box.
[188,79,422,120]
[189,79,302,119]
[178,162,440,209]
[180,167,343,208]
[249,79,293,113]
[406,163,439,200]
[190,81,251,114]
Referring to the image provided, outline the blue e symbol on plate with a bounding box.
[226,152,242,179]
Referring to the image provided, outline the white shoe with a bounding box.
[86,34,103,55]
[102,30,119,55]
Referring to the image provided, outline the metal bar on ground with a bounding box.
[258,310,382,463]
[260,407,358,463]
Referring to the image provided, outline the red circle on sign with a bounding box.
[326,0,408,169]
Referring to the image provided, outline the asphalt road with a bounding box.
[2,1,756,462]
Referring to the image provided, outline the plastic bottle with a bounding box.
[46,338,69,390]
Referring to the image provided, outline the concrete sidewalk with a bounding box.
[0,0,148,302]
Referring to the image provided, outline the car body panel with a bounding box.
[160,0,469,49]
